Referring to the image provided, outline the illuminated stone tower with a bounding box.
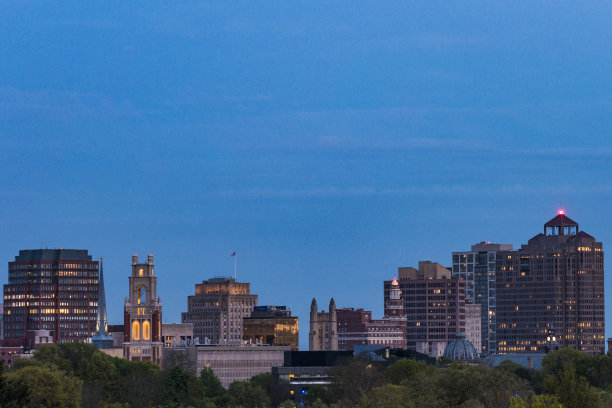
[123,254,163,365]
[91,257,114,349]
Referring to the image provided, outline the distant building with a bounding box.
[162,323,194,347]
[309,298,338,351]
[181,277,258,345]
[123,254,163,365]
[337,279,407,351]
[0,303,4,342]
[443,333,479,361]
[496,212,605,355]
[452,242,513,355]
[464,304,481,354]
[3,249,99,346]
[164,343,290,388]
[388,261,466,357]
[243,306,299,350]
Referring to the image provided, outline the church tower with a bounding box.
[91,258,114,349]
[308,297,338,351]
[123,254,163,365]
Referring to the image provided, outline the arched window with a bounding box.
[132,321,140,340]
[143,321,151,340]
[138,287,146,305]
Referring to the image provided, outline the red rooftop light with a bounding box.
[558,209,565,215]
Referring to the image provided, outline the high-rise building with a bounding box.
[181,277,258,345]
[496,212,605,355]
[309,298,338,351]
[243,306,299,350]
[387,261,465,357]
[452,242,513,355]
[337,306,407,351]
[123,254,163,365]
[3,249,99,345]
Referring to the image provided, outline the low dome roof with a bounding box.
[443,333,479,360]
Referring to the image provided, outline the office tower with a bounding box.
[386,261,465,357]
[496,212,604,355]
[181,277,258,344]
[309,298,338,351]
[243,306,299,350]
[91,258,114,349]
[3,249,99,345]
[124,254,163,364]
[452,242,513,355]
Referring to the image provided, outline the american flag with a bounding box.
[231,252,236,256]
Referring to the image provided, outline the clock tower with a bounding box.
[123,254,163,365]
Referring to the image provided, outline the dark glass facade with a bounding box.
[3,249,99,345]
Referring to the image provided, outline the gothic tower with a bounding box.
[123,254,163,365]
[308,297,338,351]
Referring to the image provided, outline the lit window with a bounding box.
[132,321,140,340]
[143,321,151,340]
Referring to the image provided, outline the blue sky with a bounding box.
[1,1,612,349]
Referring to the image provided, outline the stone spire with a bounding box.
[92,257,114,349]
[96,257,108,334]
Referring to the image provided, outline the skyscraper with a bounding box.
[123,254,163,365]
[3,249,99,345]
[496,212,605,355]
[452,242,513,355]
[181,277,258,344]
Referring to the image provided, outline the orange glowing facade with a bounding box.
[123,254,163,365]
[243,306,299,350]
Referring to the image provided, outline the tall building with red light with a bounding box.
[123,254,163,365]
[3,249,99,346]
[496,212,605,355]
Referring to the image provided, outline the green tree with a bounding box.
[331,359,385,407]
[385,359,430,385]
[163,365,205,406]
[543,363,600,408]
[200,367,226,399]
[357,384,413,408]
[227,379,270,407]
[5,365,82,408]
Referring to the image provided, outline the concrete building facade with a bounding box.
[388,261,466,357]
[182,277,258,345]
[464,303,481,354]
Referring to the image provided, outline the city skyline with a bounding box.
[1,1,612,351]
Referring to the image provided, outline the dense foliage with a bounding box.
[3,345,612,407]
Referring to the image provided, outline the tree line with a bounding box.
[2,343,612,407]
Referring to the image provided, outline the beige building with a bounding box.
[195,344,289,388]
[309,298,338,351]
[182,277,258,345]
[162,323,194,347]
[464,304,481,355]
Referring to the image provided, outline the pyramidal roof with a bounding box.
[545,213,578,228]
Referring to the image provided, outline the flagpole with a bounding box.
[234,253,237,281]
